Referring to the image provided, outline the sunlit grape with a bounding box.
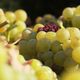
[36,31,46,40]
[15,9,27,22]
[5,11,16,23]
[36,38,51,53]
[56,28,70,43]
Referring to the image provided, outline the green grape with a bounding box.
[53,50,66,66]
[15,9,27,22]
[19,39,37,59]
[36,38,51,53]
[64,47,73,57]
[72,47,80,63]
[67,27,80,39]
[17,54,25,64]
[74,5,80,15]
[72,15,80,28]
[0,64,13,80]
[19,40,28,58]
[56,28,70,43]
[63,56,78,70]
[29,59,42,71]
[62,7,74,20]
[37,51,54,67]
[15,20,26,33]
[33,24,44,32]
[26,39,37,58]
[61,70,80,80]
[36,16,43,23]
[36,66,57,80]
[36,31,46,40]
[62,40,71,50]
[0,46,8,64]
[5,11,16,23]
[45,31,56,43]
[51,40,62,54]
[8,27,21,42]
[28,32,37,40]
[70,38,80,49]
[22,29,32,40]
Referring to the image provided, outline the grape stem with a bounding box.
[11,38,21,45]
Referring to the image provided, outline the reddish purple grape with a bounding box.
[37,22,59,32]
[37,27,43,32]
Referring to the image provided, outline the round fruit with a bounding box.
[15,9,27,22]
[5,11,16,23]
[72,47,80,63]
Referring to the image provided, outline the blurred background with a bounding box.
[0,0,80,21]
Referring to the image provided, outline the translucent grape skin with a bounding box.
[62,7,74,20]
[53,50,66,67]
[36,38,51,53]
[51,40,63,54]
[72,47,80,63]
[36,31,46,40]
[36,66,57,80]
[45,31,56,43]
[15,9,28,22]
[56,28,70,43]
[19,39,37,59]
[37,51,54,67]
[5,11,16,23]
[28,59,42,71]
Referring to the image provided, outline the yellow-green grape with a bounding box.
[36,38,51,53]
[74,5,80,15]
[33,24,44,32]
[15,20,26,33]
[36,16,43,23]
[56,28,70,43]
[45,31,56,43]
[0,46,8,64]
[72,15,80,28]
[63,56,77,69]
[62,7,74,20]
[29,59,42,71]
[0,64,13,80]
[67,27,80,39]
[64,48,73,57]
[36,66,57,80]
[61,70,80,80]
[0,9,8,24]
[37,51,54,67]
[5,11,16,23]
[17,54,25,64]
[36,31,46,40]
[51,40,62,54]
[72,47,80,63]
[15,9,27,22]
[62,40,71,50]
[8,27,21,42]
[22,29,32,40]
[53,50,66,66]
[70,38,80,49]
[72,7,76,12]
